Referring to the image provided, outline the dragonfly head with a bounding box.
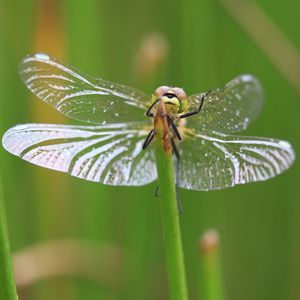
[154,86,187,114]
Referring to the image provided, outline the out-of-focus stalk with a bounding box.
[198,229,225,300]
[0,179,18,300]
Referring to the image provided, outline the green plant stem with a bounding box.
[198,229,224,300]
[0,180,18,300]
[154,103,189,300]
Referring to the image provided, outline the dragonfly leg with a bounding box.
[171,138,183,214]
[180,89,212,119]
[155,185,160,197]
[146,98,160,117]
[176,188,184,215]
[143,129,155,149]
[171,137,180,160]
[167,116,182,140]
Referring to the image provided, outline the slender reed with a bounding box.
[154,101,189,300]
[0,179,18,300]
[198,229,225,300]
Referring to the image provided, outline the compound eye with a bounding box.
[173,88,187,100]
[154,86,169,97]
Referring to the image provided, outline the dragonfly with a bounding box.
[2,53,295,191]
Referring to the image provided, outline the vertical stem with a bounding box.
[198,229,225,300]
[0,180,18,300]
[154,102,189,300]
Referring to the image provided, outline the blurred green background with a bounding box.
[0,0,299,299]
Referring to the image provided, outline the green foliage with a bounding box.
[0,179,18,300]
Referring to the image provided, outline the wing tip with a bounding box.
[276,139,296,164]
[19,53,52,76]
[226,73,263,93]
[21,52,51,63]
[2,124,33,155]
[34,53,51,61]
[2,127,15,154]
[240,74,254,81]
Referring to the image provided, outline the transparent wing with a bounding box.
[19,53,150,124]
[186,75,264,133]
[178,130,295,191]
[2,122,157,186]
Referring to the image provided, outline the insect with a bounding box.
[2,53,295,191]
